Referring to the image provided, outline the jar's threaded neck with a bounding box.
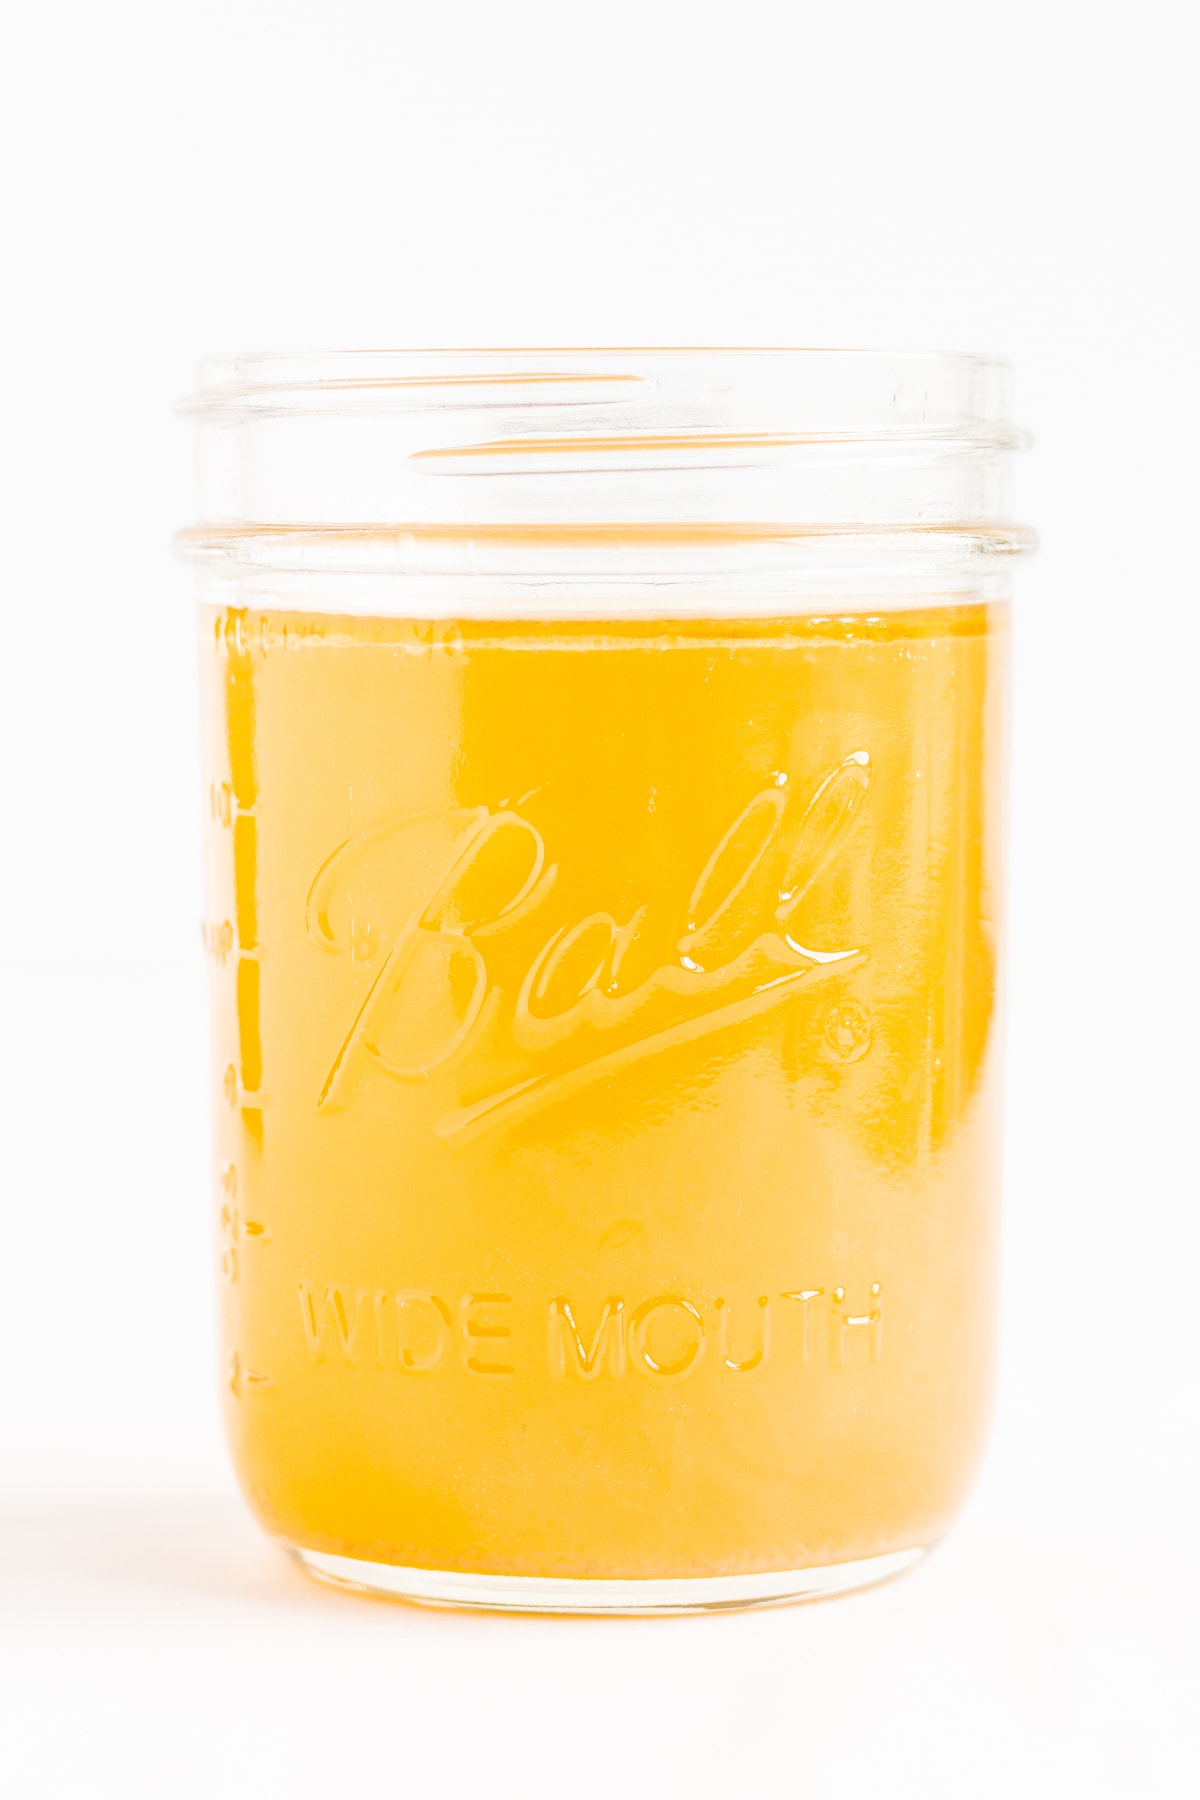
[181,350,1031,595]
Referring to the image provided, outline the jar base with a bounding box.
[289,1543,928,1614]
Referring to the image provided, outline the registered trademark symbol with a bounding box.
[823,998,873,1061]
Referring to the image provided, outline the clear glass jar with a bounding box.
[180,349,1030,1612]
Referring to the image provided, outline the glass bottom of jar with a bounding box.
[290,1543,927,1614]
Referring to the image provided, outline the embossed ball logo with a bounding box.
[307,751,873,1136]
[823,999,873,1062]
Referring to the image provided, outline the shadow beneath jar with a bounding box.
[0,1495,338,1611]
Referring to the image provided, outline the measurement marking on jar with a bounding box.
[221,1063,264,1113]
[209,782,233,827]
[202,918,235,965]
[219,1165,269,1282]
[228,1351,271,1397]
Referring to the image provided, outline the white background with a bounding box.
[1,1,1197,1794]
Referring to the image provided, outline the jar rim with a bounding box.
[181,348,1030,561]
[182,346,1016,427]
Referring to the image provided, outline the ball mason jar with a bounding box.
[180,349,1030,1612]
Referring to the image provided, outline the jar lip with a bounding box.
[175,521,1036,581]
[182,346,1016,423]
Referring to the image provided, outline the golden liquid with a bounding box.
[201,602,1007,1579]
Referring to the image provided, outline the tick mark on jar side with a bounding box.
[228,1351,271,1397]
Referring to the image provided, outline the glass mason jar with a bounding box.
[180,349,1030,1612]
